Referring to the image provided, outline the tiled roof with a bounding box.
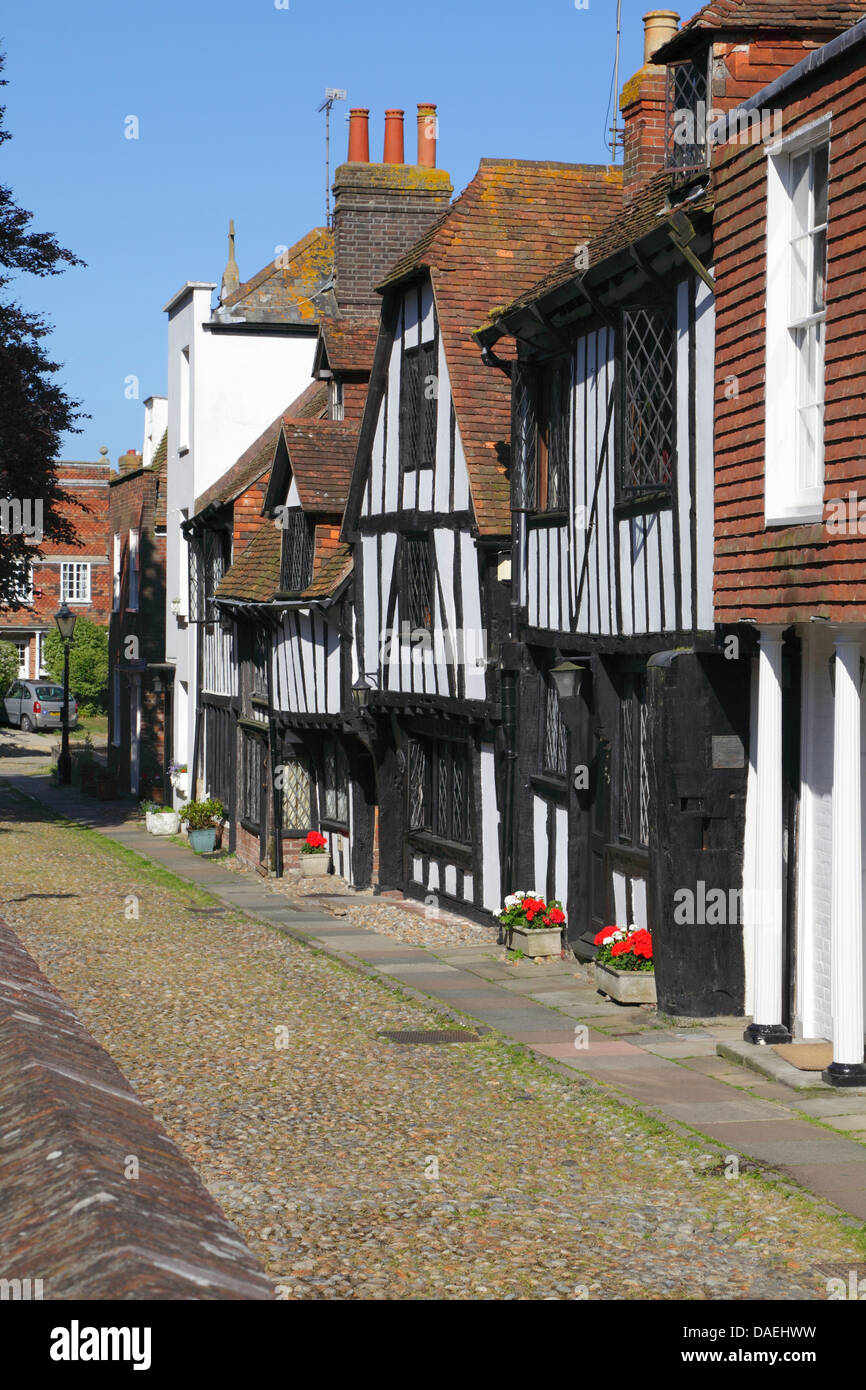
[377,159,623,535]
[655,2,866,59]
[318,317,379,373]
[193,382,327,517]
[482,173,713,328]
[215,521,352,604]
[214,227,336,326]
[215,517,281,603]
[280,419,357,511]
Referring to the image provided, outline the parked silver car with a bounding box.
[2,679,78,732]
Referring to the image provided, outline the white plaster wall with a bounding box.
[163,282,315,781]
[797,624,834,1040]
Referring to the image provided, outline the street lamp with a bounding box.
[352,675,374,711]
[54,602,77,785]
[550,660,586,704]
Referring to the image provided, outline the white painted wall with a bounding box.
[162,281,316,790]
[142,395,167,469]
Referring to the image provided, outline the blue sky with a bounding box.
[2,0,647,465]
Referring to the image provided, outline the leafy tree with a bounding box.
[43,617,108,715]
[0,48,85,606]
[0,638,17,696]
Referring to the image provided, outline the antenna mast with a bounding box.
[608,0,624,159]
[318,88,347,228]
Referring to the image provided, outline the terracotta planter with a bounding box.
[80,769,97,796]
[509,925,562,957]
[594,962,656,1004]
[96,774,117,801]
[300,853,329,876]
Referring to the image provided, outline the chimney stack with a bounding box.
[643,9,679,63]
[417,103,437,167]
[620,9,680,205]
[118,448,141,474]
[333,100,452,315]
[383,109,404,164]
[347,108,370,163]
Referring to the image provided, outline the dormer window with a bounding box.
[665,58,709,172]
[188,528,230,622]
[279,509,314,593]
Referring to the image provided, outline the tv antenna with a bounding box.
[606,0,624,158]
[318,88,347,228]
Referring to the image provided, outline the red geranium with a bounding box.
[594,925,620,946]
[305,831,327,849]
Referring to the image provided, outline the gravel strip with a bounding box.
[0,789,862,1301]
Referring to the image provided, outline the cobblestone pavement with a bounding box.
[1,786,863,1300]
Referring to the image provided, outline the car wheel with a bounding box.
[20,715,33,733]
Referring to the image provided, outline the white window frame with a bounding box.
[61,561,92,604]
[128,528,140,610]
[112,532,121,609]
[765,115,832,526]
[15,640,29,679]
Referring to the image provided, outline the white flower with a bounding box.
[504,894,521,910]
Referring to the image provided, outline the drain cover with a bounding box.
[379,1029,480,1045]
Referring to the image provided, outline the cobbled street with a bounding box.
[0,785,862,1301]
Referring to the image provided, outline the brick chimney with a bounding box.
[118,448,142,474]
[621,9,680,205]
[333,104,452,316]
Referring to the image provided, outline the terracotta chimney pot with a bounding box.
[383,109,404,164]
[347,108,370,163]
[643,9,679,64]
[417,103,437,167]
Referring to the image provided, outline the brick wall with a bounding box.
[713,41,866,623]
[332,163,452,315]
[0,915,273,1299]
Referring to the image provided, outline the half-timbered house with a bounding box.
[343,157,622,922]
[476,2,866,1016]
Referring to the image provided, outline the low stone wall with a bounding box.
[0,916,274,1300]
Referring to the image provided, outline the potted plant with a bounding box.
[169,761,188,796]
[140,799,181,836]
[497,891,565,958]
[299,830,329,876]
[593,924,656,1004]
[179,797,223,854]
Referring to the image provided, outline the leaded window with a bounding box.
[665,59,708,172]
[252,624,269,698]
[321,739,349,826]
[404,536,433,631]
[511,361,537,511]
[400,340,437,472]
[618,673,648,849]
[279,509,314,594]
[407,737,470,845]
[189,528,229,622]
[542,680,568,779]
[241,731,263,827]
[621,307,675,493]
[280,755,311,832]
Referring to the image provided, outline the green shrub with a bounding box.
[179,797,224,830]
[0,640,18,699]
[43,617,109,715]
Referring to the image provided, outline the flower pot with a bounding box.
[150,786,165,806]
[300,852,329,876]
[509,925,562,957]
[96,774,118,801]
[594,962,657,1004]
[147,810,180,836]
[80,769,97,796]
[188,827,217,854]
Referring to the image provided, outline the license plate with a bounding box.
[50,711,60,717]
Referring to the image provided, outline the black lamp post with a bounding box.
[54,602,77,785]
[351,675,374,711]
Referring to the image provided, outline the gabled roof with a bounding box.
[479,172,713,334]
[372,158,623,535]
[265,419,358,515]
[313,317,379,377]
[193,381,327,518]
[655,1,866,60]
[212,227,336,327]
